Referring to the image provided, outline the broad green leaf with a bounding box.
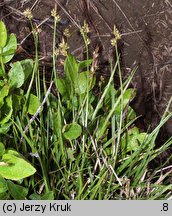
[0,84,9,109]
[56,78,67,96]
[64,54,78,85]
[104,85,117,109]
[129,127,140,135]
[63,122,82,140]
[78,59,92,72]
[29,193,42,200]
[75,71,89,94]
[20,59,33,80]
[41,191,54,200]
[0,192,9,199]
[2,33,17,63]
[56,77,73,100]
[0,175,8,194]
[0,122,12,134]
[27,94,40,115]
[12,94,23,114]
[71,95,80,108]
[29,191,54,200]
[1,49,15,56]
[0,149,36,180]
[7,181,28,200]
[105,87,134,114]
[8,61,25,88]
[121,127,147,153]
[0,79,6,87]
[0,21,7,48]
[0,142,5,156]
[115,88,135,115]
[75,71,96,94]
[0,95,13,125]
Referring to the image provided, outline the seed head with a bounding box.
[23,8,33,20]
[54,47,60,57]
[51,7,61,23]
[80,21,90,34]
[59,38,69,56]
[111,25,121,46]
[63,28,70,38]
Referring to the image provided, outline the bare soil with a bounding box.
[1,0,172,140]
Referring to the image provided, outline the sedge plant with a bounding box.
[0,7,172,200]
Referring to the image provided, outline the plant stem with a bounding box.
[0,48,6,77]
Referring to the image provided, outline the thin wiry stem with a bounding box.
[20,81,53,143]
[54,0,81,29]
